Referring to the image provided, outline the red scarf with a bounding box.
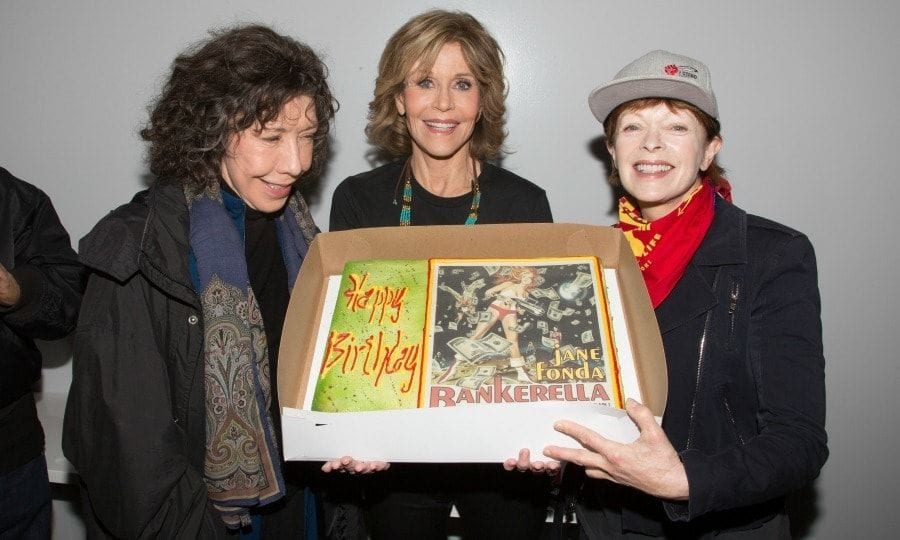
[618,179,730,308]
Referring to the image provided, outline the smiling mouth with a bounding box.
[635,163,673,174]
[263,179,292,194]
[424,120,459,132]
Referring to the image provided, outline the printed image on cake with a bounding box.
[309,257,621,413]
[426,259,621,408]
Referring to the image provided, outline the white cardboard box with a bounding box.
[278,224,667,462]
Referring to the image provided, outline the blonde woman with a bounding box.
[330,10,551,231]
[329,10,553,540]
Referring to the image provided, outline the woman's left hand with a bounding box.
[503,448,561,475]
[321,456,390,474]
[543,399,689,500]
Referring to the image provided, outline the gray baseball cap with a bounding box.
[588,50,718,125]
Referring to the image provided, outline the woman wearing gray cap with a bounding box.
[542,50,828,538]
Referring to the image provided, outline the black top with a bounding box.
[329,161,553,230]
[244,207,289,429]
[245,207,289,366]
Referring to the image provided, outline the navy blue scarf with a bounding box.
[186,183,316,527]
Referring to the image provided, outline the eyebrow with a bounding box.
[256,125,318,135]
[413,69,475,79]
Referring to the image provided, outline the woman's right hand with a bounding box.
[321,456,391,474]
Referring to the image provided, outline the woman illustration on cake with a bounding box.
[470,266,538,382]
[64,25,340,538]
[326,10,554,540]
[537,50,828,538]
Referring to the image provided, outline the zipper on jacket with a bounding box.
[722,395,745,445]
[685,270,721,449]
[685,311,711,449]
[726,279,740,349]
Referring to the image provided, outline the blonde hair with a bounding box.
[366,10,507,161]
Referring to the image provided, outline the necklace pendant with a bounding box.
[397,157,481,227]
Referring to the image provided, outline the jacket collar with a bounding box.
[655,199,747,334]
[79,181,197,306]
[691,198,746,267]
[137,182,197,305]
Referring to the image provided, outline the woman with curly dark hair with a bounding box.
[64,24,336,538]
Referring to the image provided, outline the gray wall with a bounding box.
[2,1,897,538]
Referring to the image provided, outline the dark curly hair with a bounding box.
[141,24,337,192]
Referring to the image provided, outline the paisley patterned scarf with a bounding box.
[185,182,316,527]
[618,180,724,308]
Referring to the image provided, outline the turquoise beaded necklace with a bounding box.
[397,158,480,226]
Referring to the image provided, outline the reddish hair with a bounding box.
[603,97,725,188]
[497,266,538,293]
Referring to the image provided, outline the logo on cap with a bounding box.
[678,65,699,80]
[664,64,699,80]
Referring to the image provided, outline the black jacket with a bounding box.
[0,167,82,407]
[582,199,828,536]
[1,167,82,474]
[63,182,227,539]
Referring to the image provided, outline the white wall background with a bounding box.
[2,1,897,538]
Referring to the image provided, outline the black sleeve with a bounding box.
[0,188,83,339]
[329,179,364,232]
[531,191,553,223]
